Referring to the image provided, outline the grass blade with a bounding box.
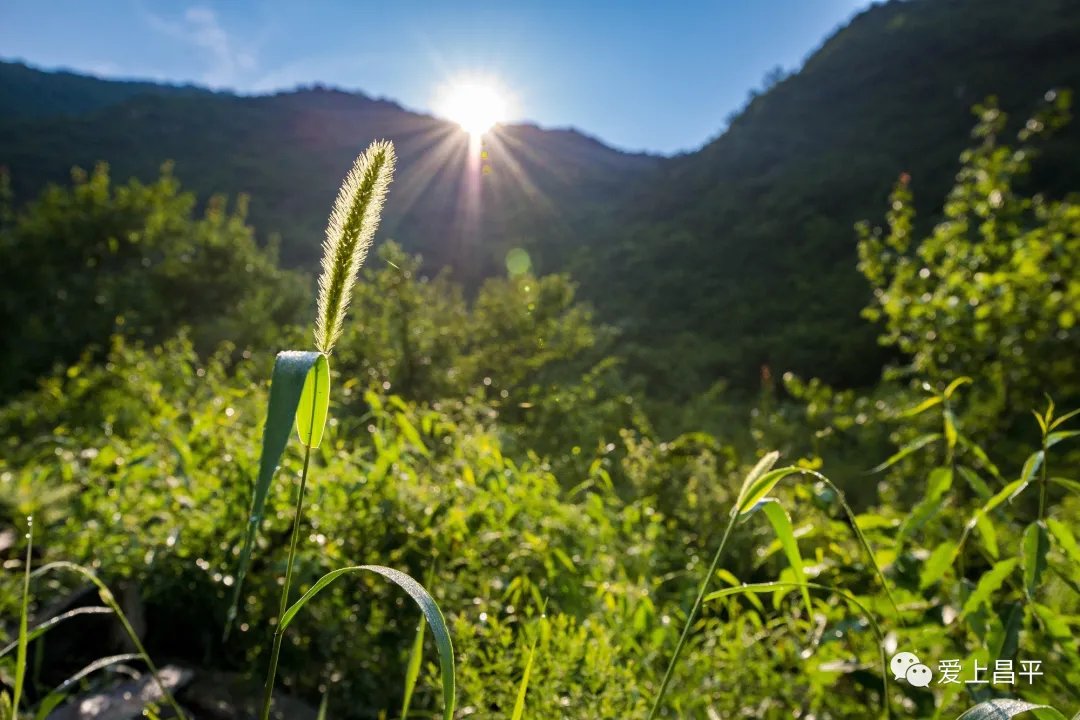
[956,700,1066,719]
[703,581,889,719]
[732,451,780,514]
[510,634,539,720]
[296,354,331,449]
[755,499,813,617]
[30,562,186,720]
[11,517,33,718]
[280,565,455,720]
[399,614,426,719]
[900,395,943,417]
[225,349,325,638]
[0,606,112,659]
[867,433,941,474]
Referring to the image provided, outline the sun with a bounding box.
[435,79,508,138]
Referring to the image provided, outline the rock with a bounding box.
[47,665,193,720]
[177,671,320,720]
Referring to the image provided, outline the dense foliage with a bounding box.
[0,91,1078,718]
[1,1,1079,717]
[4,1,1080,400]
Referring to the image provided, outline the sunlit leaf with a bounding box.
[1020,451,1044,484]
[943,409,958,451]
[511,628,540,720]
[1046,518,1080,565]
[733,451,780,514]
[901,395,942,417]
[1048,406,1080,431]
[295,353,330,448]
[959,558,1017,619]
[1046,429,1080,448]
[943,376,972,399]
[974,511,999,559]
[897,467,952,544]
[226,349,324,638]
[919,542,957,589]
[756,499,813,616]
[867,433,940,473]
[703,581,889,717]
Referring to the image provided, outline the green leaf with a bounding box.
[281,565,455,720]
[920,542,958,589]
[757,499,813,617]
[1046,429,1080,449]
[957,466,993,500]
[956,700,1066,720]
[11,518,32,719]
[296,353,330,449]
[972,478,1029,524]
[399,615,426,719]
[1048,406,1080,431]
[1050,477,1080,495]
[897,467,952,544]
[733,451,780,514]
[944,409,958,451]
[1046,518,1080,564]
[1020,451,1044,484]
[1022,521,1050,600]
[511,632,539,720]
[704,581,889,717]
[867,433,941,474]
[974,511,999,559]
[1031,603,1071,641]
[988,602,1022,660]
[943,376,972,399]
[959,558,1017,619]
[226,349,324,638]
[901,395,942,417]
[957,434,1003,480]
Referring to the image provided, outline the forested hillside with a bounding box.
[4,0,1079,403]
[0,62,656,281]
[575,0,1080,399]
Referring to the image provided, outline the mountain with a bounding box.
[574,0,1080,398]
[0,61,657,282]
[0,60,213,120]
[3,0,1080,402]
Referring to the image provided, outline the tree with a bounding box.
[857,92,1080,417]
[0,163,306,395]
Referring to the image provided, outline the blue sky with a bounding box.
[0,1,871,154]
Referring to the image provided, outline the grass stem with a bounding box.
[647,514,737,719]
[259,442,313,720]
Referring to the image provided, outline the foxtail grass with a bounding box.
[315,140,395,355]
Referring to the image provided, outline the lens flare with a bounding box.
[435,79,508,137]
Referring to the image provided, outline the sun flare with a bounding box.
[436,79,508,137]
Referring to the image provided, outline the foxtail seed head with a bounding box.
[314,139,396,354]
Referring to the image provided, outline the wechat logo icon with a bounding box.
[891,651,933,688]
